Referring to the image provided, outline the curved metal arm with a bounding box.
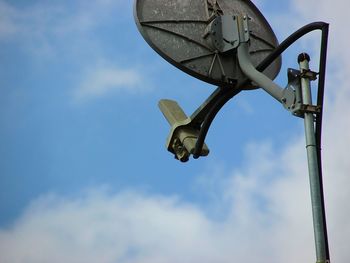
[237,42,284,102]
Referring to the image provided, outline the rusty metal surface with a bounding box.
[134,0,281,88]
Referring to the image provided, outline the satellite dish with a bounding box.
[134,0,281,89]
[134,2,331,260]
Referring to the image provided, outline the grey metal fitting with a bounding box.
[158,99,209,162]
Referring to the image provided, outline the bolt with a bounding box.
[298,53,311,63]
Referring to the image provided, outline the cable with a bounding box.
[193,87,242,159]
[315,24,330,261]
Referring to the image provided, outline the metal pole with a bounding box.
[298,53,329,263]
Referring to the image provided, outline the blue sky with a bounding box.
[0,0,349,262]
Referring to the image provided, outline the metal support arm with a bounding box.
[237,42,285,102]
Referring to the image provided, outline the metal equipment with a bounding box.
[134,1,330,262]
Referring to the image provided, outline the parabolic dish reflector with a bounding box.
[134,0,281,88]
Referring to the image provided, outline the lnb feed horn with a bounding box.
[158,100,209,162]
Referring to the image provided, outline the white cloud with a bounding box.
[0,0,125,55]
[0,1,18,37]
[0,114,348,263]
[0,181,310,263]
[0,190,222,263]
[74,65,147,101]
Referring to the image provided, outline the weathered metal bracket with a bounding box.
[235,17,321,119]
[284,68,321,118]
[204,15,250,53]
[301,68,318,81]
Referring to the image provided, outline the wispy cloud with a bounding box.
[0,121,348,263]
[0,1,18,37]
[0,0,125,55]
[0,0,151,101]
[74,64,148,101]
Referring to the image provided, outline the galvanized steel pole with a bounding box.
[299,53,329,263]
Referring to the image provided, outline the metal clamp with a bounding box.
[204,14,250,54]
[283,68,321,118]
[301,69,318,81]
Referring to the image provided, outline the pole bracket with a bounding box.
[293,104,322,117]
[301,68,319,81]
[283,68,322,118]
